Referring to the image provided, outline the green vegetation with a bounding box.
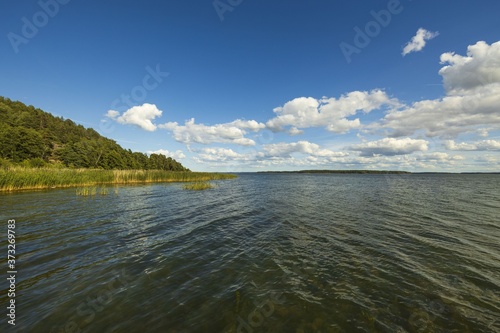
[0,167,236,191]
[76,186,115,196]
[183,181,214,191]
[0,96,238,191]
[0,96,187,171]
[75,186,98,196]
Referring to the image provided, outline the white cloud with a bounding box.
[350,138,429,156]
[379,41,500,138]
[191,141,478,172]
[229,119,266,132]
[262,141,347,158]
[106,110,120,119]
[439,41,500,94]
[445,139,500,151]
[474,154,500,164]
[148,149,186,159]
[379,88,500,137]
[106,103,162,131]
[193,141,347,167]
[193,146,471,171]
[402,28,439,56]
[102,40,500,172]
[416,152,464,162]
[266,90,395,134]
[289,127,304,135]
[158,118,265,146]
[477,128,490,137]
[195,148,252,162]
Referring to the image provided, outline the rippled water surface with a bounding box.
[1,173,499,332]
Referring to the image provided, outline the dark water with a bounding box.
[1,174,499,333]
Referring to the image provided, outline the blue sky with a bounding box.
[1,0,500,172]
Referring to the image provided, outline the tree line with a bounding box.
[0,96,188,171]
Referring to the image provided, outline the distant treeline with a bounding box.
[258,170,411,174]
[0,96,188,171]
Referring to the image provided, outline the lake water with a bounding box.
[1,173,499,332]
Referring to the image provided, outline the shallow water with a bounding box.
[1,173,499,332]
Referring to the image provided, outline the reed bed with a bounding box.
[75,186,114,196]
[0,167,236,192]
[183,181,214,191]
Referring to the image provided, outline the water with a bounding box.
[1,173,499,333]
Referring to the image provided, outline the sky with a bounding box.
[1,0,500,172]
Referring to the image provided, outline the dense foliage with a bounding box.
[0,96,188,171]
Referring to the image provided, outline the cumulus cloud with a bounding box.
[379,88,500,137]
[289,127,304,135]
[191,140,477,171]
[103,40,500,172]
[106,103,162,131]
[350,138,428,156]
[416,152,464,162]
[193,144,469,171]
[445,139,500,151]
[195,148,252,162]
[193,141,347,166]
[439,40,500,94]
[158,118,265,146]
[262,141,347,158]
[474,154,500,164]
[379,41,500,138]
[148,149,186,159]
[402,28,439,56]
[266,90,395,134]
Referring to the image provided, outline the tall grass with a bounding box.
[183,181,214,191]
[0,167,236,191]
[75,186,113,196]
[76,186,98,196]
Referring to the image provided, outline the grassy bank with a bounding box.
[0,167,236,192]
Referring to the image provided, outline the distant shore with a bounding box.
[257,170,500,174]
[258,170,410,174]
[0,168,236,192]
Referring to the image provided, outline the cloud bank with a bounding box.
[350,138,429,156]
[380,41,500,138]
[159,118,265,146]
[267,90,395,134]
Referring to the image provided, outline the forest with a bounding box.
[0,96,188,171]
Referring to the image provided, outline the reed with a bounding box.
[0,167,236,192]
[183,181,214,191]
[75,186,97,196]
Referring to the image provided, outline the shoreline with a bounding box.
[0,168,236,192]
[256,170,500,174]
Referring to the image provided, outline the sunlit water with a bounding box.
[1,173,499,332]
